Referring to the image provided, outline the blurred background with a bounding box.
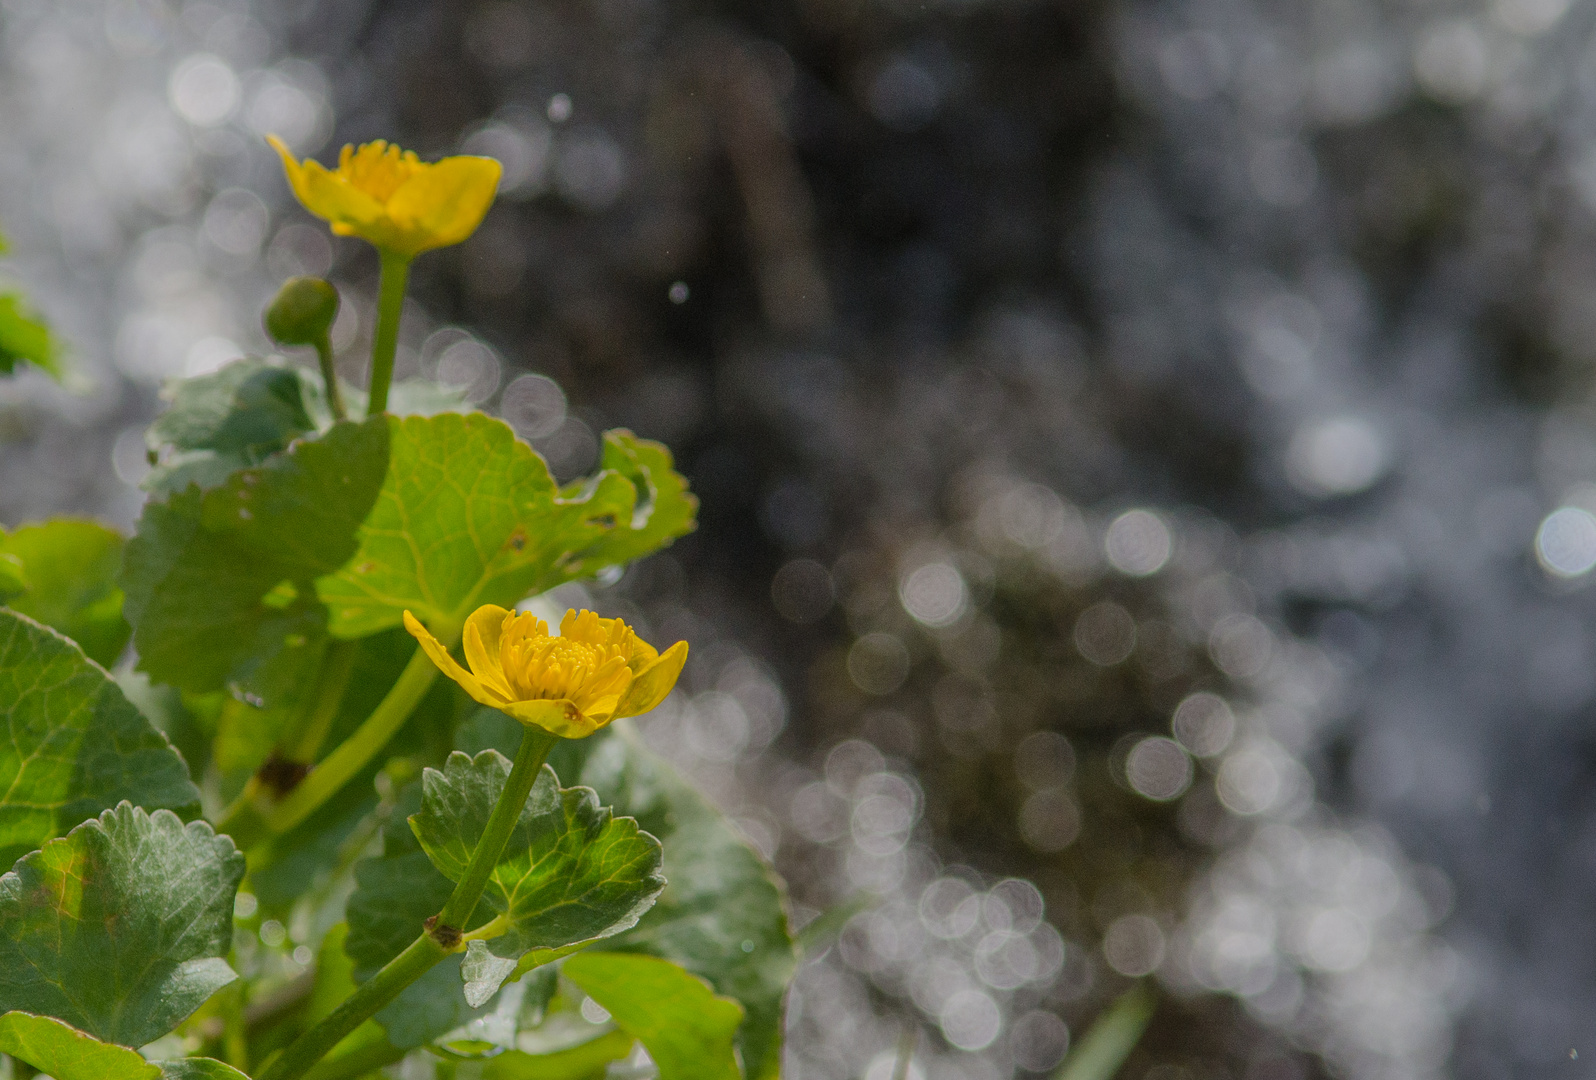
[7,0,1596,1076]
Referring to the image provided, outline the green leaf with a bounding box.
[249,627,457,911]
[315,416,695,639]
[0,1011,157,1079]
[0,519,131,667]
[345,786,493,1048]
[121,416,388,694]
[142,359,316,497]
[0,1012,247,1080]
[0,804,244,1047]
[551,723,797,1080]
[480,1030,635,1080]
[561,953,743,1080]
[408,752,665,1006]
[569,432,698,572]
[462,941,519,1007]
[156,1059,251,1080]
[0,293,62,379]
[0,610,200,867]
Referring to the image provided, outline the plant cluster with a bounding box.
[0,136,795,1080]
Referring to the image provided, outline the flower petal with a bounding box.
[404,610,509,710]
[463,604,517,698]
[269,135,386,234]
[500,697,603,739]
[464,622,516,703]
[387,155,502,254]
[465,604,514,656]
[615,639,688,719]
[579,694,623,726]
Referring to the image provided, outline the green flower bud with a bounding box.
[264,277,340,347]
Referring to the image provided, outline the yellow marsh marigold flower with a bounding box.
[268,136,502,257]
[404,605,688,739]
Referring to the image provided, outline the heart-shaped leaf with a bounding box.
[0,519,129,667]
[0,804,244,1048]
[315,414,694,639]
[562,952,743,1080]
[121,416,388,694]
[408,751,665,1004]
[0,609,199,868]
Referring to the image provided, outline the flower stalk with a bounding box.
[313,329,345,422]
[436,727,559,931]
[366,251,410,416]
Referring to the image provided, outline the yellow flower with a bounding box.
[404,606,688,739]
[268,136,502,257]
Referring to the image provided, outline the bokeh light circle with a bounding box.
[1105,509,1172,576]
[1535,506,1596,578]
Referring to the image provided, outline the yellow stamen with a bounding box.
[336,141,422,203]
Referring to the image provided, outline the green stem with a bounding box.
[286,639,359,763]
[300,1039,406,1080]
[437,726,558,929]
[263,645,438,836]
[313,332,346,421]
[258,933,447,1080]
[366,250,411,416]
[256,726,561,1080]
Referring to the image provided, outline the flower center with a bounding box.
[336,141,422,203]
[499,628,631,710]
